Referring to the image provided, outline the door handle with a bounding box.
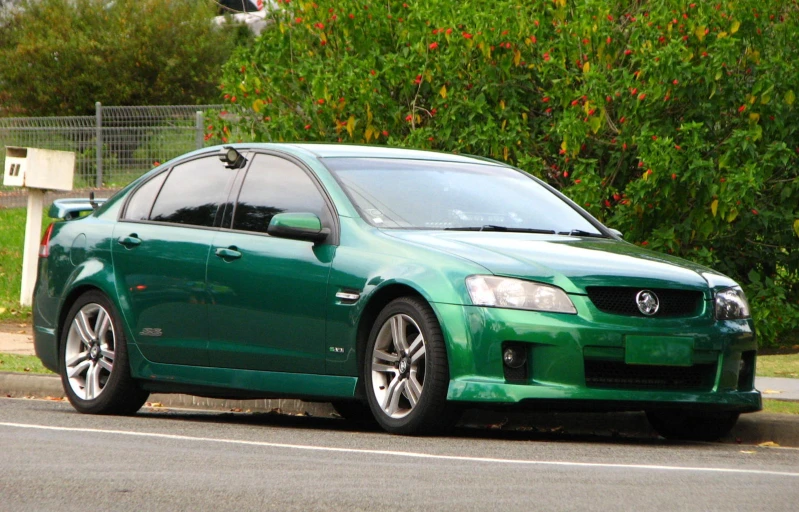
[117,234,141,248]
[215,247,242,260]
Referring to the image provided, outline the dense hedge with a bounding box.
[0,0,242,116]
[213,0,799,346]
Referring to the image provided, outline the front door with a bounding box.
[206,154,335,373]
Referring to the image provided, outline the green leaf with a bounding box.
[793,219,799,238]
[589,115,602,134]
[785,90,796,106]
[711,199,719,217]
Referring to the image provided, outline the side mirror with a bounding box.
[608,228,623,239]
[267,213,330,243]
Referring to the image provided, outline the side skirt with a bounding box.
[129,344,357,401]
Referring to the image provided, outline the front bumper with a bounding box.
[434,298,761,413]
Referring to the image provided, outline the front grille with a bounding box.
[586,287,703,317]
[584,360,716,391]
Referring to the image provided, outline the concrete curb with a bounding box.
[2,372,798,447]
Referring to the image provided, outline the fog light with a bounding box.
[503,346,527,369]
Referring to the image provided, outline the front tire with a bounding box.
[59,291,149,415]
[364,296,457,435]
[646,410,740,441]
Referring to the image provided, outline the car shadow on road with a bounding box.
[133,406,674,447]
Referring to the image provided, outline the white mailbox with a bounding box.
[4,146,76,307]
[4,146,75,191]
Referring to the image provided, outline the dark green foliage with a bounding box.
[0,0,241,116]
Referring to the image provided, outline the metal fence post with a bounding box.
[195,111,204,150]
[95,101,103,188]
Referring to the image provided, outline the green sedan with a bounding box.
[33,144,760,439]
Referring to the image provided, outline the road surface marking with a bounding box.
[1,421,797,478]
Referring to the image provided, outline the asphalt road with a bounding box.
[1,398,798,512]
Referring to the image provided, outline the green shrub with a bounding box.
[0,0,242,116]
[213,0,799,346]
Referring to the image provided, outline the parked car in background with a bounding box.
[33,144,760,438]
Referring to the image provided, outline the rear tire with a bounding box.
[59,291,149,415]
[364,296,458,435]
[646,410,740,441]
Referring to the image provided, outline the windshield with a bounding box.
[324,158,603,234]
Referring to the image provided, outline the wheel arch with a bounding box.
[353,282,443,399]
[55,268,119,370]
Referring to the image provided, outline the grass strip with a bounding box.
[0,352,53,374]
[757,353,799,379]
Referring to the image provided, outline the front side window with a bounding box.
[325,158,602,234]
[149,156,235,227]
[232,154,327,234]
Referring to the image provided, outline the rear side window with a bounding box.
[232,155,327,234]
[123,171,168,221]
[149,156,235,227]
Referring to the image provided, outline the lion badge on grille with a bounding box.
[635,290,660,316]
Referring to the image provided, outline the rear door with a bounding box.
[206,153,336,373]
[112,155,237,366]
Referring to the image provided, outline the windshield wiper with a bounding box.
[445,225,556,234]
[557,229,608,238]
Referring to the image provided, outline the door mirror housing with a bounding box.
[267,213,330,243]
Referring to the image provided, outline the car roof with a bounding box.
[249,143,507,166]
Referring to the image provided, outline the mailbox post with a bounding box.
[3,147,75,306]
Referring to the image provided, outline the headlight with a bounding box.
[465,276,577,314]
[714,287,751,320]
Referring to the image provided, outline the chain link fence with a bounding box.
[0,103,221,207]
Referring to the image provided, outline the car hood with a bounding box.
[384,231,736,295]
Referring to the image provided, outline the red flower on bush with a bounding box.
[382,130,389,137]
[738,105,746,113]
[405,114,413,122]
[304,124,311,130]
[317,98,325,104]
[414,74,422,84]
[752,209,759,215]
[429,42,439,50]
[314,22,325,29]
[671,173,677,180]
[462,32,473,39]
[543,52,550,61]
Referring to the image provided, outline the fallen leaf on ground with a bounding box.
[739,450,756,454]
[230,408,242,412]
[758,441,780,447]
[0,307,6,314]
[762,389,783,394]
[148,402,163,408]
[23,368,30,372]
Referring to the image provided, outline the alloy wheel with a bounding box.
[370,313,427,419]
[64,303,116,401]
